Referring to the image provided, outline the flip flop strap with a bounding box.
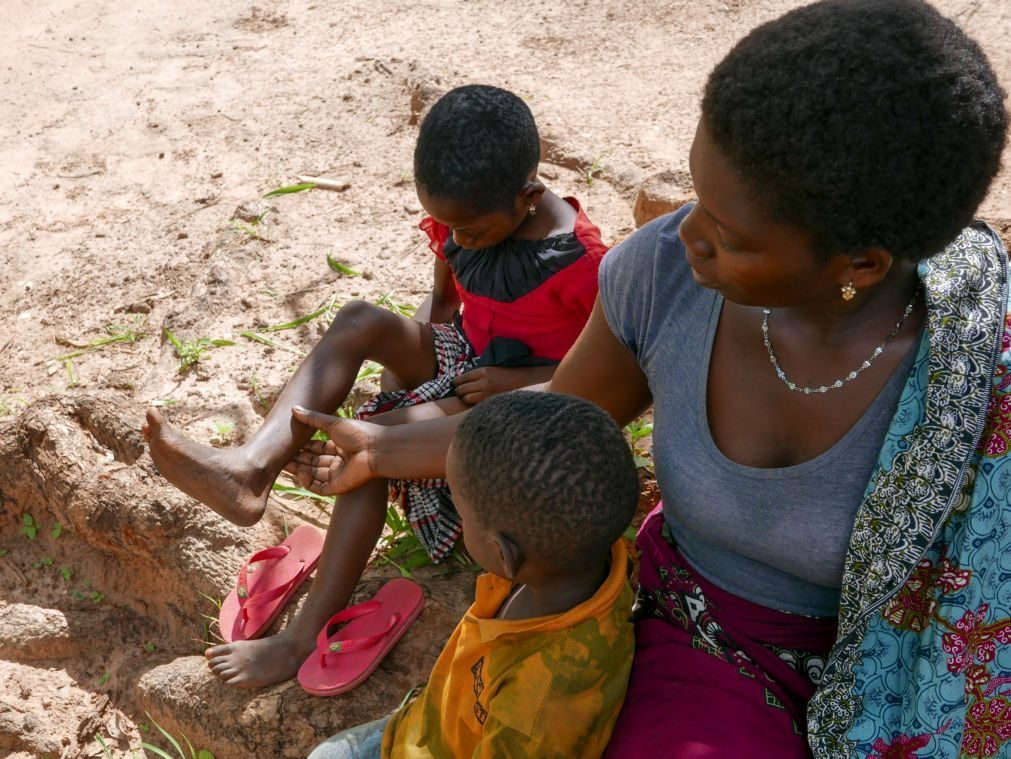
[236,545,291,600]
[315,602,401,665]
[235,546,308,629]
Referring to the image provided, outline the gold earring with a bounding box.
[528,203,536,216]
[841,281,857,301]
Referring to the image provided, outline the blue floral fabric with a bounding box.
[807,223,1011,758]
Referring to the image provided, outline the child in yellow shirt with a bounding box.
[307,391,639,758]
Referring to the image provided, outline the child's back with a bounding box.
[309,391,639,758]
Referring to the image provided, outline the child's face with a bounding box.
[445,443,508,577]
[417,187,527,250]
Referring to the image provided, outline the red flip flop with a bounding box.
[218,525,325,643]
[297,578,425,696]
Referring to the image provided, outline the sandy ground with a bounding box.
[1,0,1009,757]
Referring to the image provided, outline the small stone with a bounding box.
[632,171,695,227]
[231,200,275,224]
[404,201,422,215]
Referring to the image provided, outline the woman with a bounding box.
[290,0,1009,755]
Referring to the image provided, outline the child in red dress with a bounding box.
[143,84,609,688]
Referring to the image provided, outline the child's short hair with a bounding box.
[414,85,540,214]
[451,391,639,572]
[702,0,1007,262]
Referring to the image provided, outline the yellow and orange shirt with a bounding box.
[382,541,634,759]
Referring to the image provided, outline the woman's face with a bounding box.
[679,120,848,308]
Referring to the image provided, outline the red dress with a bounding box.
[357,199,608,562]
[419,197,607,363]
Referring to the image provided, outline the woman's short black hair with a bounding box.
[414,84,540,214]
[702,0,1008,261]
[451,391,639,572]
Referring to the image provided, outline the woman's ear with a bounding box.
[839,247,894,292]
[492,532,523,581]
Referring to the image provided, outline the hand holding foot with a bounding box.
[283,407,379,495]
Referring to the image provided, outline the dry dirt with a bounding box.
[1,1,1009,757]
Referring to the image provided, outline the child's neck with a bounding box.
[495,560,609,621]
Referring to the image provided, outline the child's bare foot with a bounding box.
[143,408,272,527]
[205,629,315,688]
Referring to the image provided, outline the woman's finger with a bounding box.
[292,405,339,432]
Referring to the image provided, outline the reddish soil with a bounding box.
[1,1,1008,757]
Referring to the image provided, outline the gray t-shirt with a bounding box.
[599,207,918,616]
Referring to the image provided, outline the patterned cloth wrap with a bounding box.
[354,320,476,563]
[803,223,1011,758]
[605,506,838,758]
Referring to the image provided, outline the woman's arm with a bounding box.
[287,297,652,493]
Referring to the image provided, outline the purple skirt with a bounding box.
[605,506,838,758]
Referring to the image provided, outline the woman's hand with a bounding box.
[452,365,555,405]
[283,406,379,495]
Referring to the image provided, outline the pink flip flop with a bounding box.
[297,578,425,696]
[218,525,325,643]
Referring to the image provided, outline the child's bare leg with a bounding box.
[205,478,388,688]
[143,301,436,525]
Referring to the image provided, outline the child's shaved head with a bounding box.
[414,85,540,214]
[450,391,639,572]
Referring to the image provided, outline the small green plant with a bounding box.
[585,153,608,187]
[0,549,8,558]
[60,565,73,582]
[90,590,105,604]
[94,734,114,759]
[63,358,80,388]
[326,252,361,277]
[239,297,339,357]
[377,504,477,578]
[625,417,654,471]
[197,592,225,648]
[97,672,110,686]
[0,394,27,416]
[357,361,382,384]
[229,210,271,243]
[151,398,180,407]
[144,641,156,654]
[51,522,63,539]
[263,181,315,198]
[32,557,54,569]
[70,590,85,600]
[376,292,416,317]
[250,372,270,411]
[141,709,217,759]
[208,420,236,447]
[21,514,37,540]
[163,328,236,373]
[55,321,146,361]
